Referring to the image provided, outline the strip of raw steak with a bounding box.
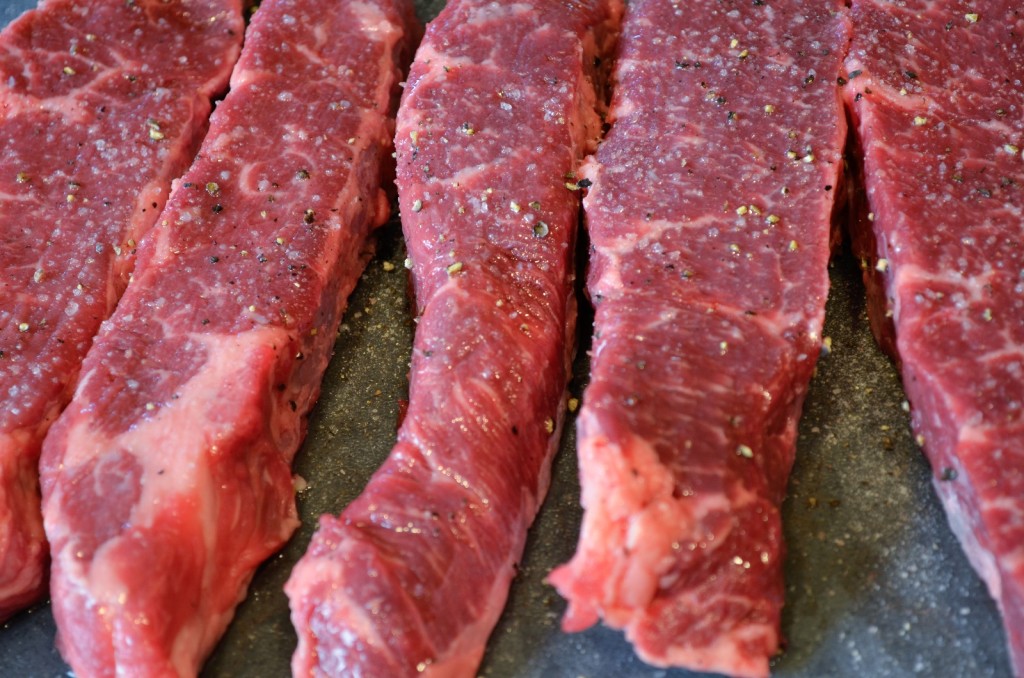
[38,0,417,674]
[845,1,1024,674]
[0,0,242,621]
[285,1,622,675]
[547,1,850,676]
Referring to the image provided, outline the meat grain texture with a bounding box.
[0,0,243,620]
[285,1,623,675]
[548,1,851,676]
[38,0,417,674]
[845,1,1024,673]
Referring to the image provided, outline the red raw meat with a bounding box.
[285,1,622,675]
[0,0,243,621]
[38,0,417,673]
[845,1,1024,673]
[548,1,850,676]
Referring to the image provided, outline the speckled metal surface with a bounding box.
[0,1,1013,676]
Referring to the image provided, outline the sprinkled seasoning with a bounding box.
[446,261,463,275]
[875,258,889,272]
[510,201,522,213]
[788,240,799,251]
[913,116,928,126]
[983,308,993,321]
[965,13,979,23]
[147,119,165,141]
[15,171,29,184]
[532,221,549,238]
[33,269,45,283]
[296,168,310,180]
[736,205,748,215]
[763,104,776,114]
[18,322,29,332]
[212,203,223,213]
[766,214,780,225]
[1003,144,1020,155]
[412,199,423,212]
[736,444,754,459]
[738,49,749,59]
[303,209,315,224]
[529,200,541,210]
[206,182,220,196]
[459,122,476,135]
[567,397,579,412]
[62,66,75,75]
[544,418,555,434]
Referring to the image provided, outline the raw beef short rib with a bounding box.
[548,1,850,676]
[285,1,622,675]
[38,0,417,673]
[845,1,1024,673]
[0,0,243,622]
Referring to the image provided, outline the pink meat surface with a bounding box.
[547,1,850,676]
[38,0,417,673]
[845,1,1024,673]
[284,1,622,675]
[0,0,242,621]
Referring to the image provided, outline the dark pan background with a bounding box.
[0,0,1012,676]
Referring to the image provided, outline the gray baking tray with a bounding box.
[0,0,1012,675]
